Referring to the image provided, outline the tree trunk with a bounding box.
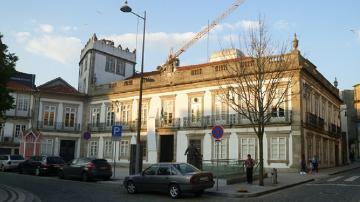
[258,132,264,186]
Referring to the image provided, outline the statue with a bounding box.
[184,143,202,170]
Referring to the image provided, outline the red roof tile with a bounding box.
[7,80,35,92]
[40,84,80,95]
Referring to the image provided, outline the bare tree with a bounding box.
[217,19,296,186]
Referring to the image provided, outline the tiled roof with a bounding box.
[39,84,80,94]
[38,77,82,95]
[7,80,35,92]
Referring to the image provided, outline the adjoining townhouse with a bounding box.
[81,34,343,169]
[0,71,36,155]
[31,78,85,162]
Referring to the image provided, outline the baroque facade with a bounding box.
[80,34,342,169]
[1,34,343,170]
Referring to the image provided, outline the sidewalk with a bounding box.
[206,161,360,198]
[106,162,360,198]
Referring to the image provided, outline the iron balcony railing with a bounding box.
[37,121,81,132]
[155,118,181,128]
[305,112,325,130]
[182,110,291,128]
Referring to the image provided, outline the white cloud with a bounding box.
[236,20,260,30]
[104,32,196,54]
[274,20,290,30]
[38,24,54,33]
[25,35,81,64]
[15,32,31,43]
[61,26,78,32]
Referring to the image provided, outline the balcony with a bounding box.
[181,111,291,129]
[305,112,324,130]
[37,121,81,132]
[87,121,136,132]
[5,109,32,118]
[0,136,20,146]
[155,118,181,128]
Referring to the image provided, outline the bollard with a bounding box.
[271,168,278,184]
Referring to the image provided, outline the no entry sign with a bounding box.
[211,125,224,140]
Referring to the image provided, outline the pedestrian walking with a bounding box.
[245,154,255,184]
[300,154,307,175]
[310,156,319,174]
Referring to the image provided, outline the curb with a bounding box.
[328,166,360,176]
[205,179,315,198]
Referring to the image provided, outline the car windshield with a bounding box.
[10,155,24,160]
[173,163,200,174]
[47,157,65,164]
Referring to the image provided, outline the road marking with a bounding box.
[327,176,343,182]
[344,176,360,182]
[307,183,360,187]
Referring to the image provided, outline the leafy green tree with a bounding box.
[0,33,17,120]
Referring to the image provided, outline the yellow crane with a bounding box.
[160,0,245,71]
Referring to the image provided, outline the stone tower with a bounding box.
[78,33,137,94]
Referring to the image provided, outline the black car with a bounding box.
[58,158,112,181]
[18,156,65,176]
[123,163,214,199]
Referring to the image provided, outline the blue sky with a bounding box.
[1,0,360,90]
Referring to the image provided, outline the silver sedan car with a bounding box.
[123,162,214,199]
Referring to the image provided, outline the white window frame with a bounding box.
[212,138,228,160]
[106,106,115,127]
[240,137,256,160]
[41,139,53,156]
[141,102,148,127]
[89,141,98,157]
[120,104,131,123]
[64,107,76,128]
[161,99,174,124]
[103,139,113,159]
[214,94,227,122]
[91,108,100,126]
[270,137,286,160]
[191,97,202,123]
[43,105,56,127]
[119,140,129,159]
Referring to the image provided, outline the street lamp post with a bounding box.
[121,0,146,174]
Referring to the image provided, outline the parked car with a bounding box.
[123,162,214,199]
[18,156,65,176]
[58,158,112,181]
[0,154,25,172]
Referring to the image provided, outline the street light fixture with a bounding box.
[121,0,146,174]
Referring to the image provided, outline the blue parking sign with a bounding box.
[112,125,122,138]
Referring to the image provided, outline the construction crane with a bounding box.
[160,0,245,71]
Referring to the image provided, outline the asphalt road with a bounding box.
[1,169,360,202]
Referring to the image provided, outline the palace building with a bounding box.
[1,34,343,170]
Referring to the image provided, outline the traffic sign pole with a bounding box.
[111,125,123,179]
[211,125,224,191]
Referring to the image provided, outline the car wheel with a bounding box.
[82,172,88,182]
[126,181,137,194]
[58,171,65,179]
[168,184,181,199]
[0,165,5,172]
[194,190,204,197]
